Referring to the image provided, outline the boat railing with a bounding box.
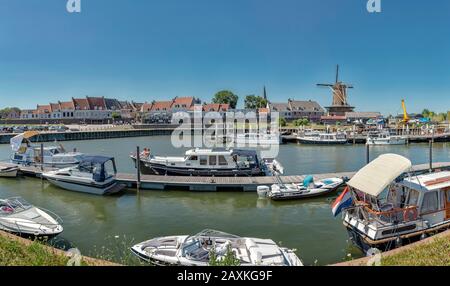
[347,202,420,226]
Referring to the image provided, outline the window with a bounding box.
[421,191,439,214]
[209,156,217,166]
[188,156,198,161]
[199,156,207,165]
[218,156,228,166]
[406,189,420,206]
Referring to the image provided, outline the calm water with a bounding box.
[0,137,449,265]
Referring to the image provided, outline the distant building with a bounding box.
[268,100,325,122]
[345,112,382,124]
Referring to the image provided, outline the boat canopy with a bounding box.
[347,154,412,197]
[10,131,40,152]
[80,155,114,165]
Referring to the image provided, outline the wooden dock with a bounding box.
[2,161,450,192]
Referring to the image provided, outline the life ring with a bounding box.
[403,207,418,222]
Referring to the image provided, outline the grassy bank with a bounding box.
[0,235,70,266]
[381,236,450,266]
[0,231,120,266]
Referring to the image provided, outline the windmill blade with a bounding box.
[335,64,339,83]
[317,83,334,87]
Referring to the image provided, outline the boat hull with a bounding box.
[366,138,406,145]
[297,138,348,145]
[131,157,265,177]
[270,186,339,201]
[45,177,124,195]
[0,168,18,178]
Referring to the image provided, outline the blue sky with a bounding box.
[0,0,449,115]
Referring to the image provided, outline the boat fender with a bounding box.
[303,175,314,188]
[403,207,418,222]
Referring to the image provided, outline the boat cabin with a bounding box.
[343,153,450,251]
[75,156,117,182]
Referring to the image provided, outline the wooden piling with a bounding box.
[366,144,370,164]
[429,139,433,172]
[40,143,44,172]
[136,146,141,191]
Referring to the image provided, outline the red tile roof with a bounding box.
[151,101,173,111]
[172,97,195,109]
[73,98,90,110]
[50,103,61,112]
[258,108,269,113]
[203,103,230,112]
[59,101,75,110]
[86,97,106,110]
[36,105,51,114]
[141,102,153,112]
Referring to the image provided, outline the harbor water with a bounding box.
[0,136,449,265]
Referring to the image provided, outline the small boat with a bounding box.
[131,148,283,177]
[131,229,303,266]
[366,130,406,145]
[235,133,281,146]
[297,132,347,145]
[257,186,270,199]
[0,166,19,178]
[0,197,63,238]
[339,154,450,253]
[10,131,83,167]
[265,176,345,201]
[43,155,125,196]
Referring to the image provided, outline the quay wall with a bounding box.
[0,128,175,144]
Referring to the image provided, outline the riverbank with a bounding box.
[333,230,450,266]
[0,231,120,266]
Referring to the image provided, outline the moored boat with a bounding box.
[297,132,347,145]
[10,131,83,168]
[0,197,63,238]
[366,130,406,145]
[336,153,450,253]
[43,155,125,196]
[131,148,283,177]
[0,166,19,178]
[264,176,345,201]
[131,229,303,266]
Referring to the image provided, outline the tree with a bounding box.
[293,118,309,127]
[0,107,21,119]
[278,117,287,127]
[244,95,268,110]
[212,90,238,109]
[111,111,121,121]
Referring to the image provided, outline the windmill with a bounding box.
[317,65,355,116]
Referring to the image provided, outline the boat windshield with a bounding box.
[0,197,32,216]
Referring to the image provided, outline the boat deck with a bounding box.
[1,161,450,192]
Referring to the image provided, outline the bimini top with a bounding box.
[10,131,40,152]
[347,154,412,197]
[79,155,114,165]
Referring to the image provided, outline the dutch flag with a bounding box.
[331,186,353,217]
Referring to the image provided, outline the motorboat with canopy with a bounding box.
[0,197,63,238]
[339,153,450,252]
[131,148,284,177]
[43,155,125,195]
[10,131,83,167]
[131,229,303,266]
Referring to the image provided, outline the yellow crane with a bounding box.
[401,99,409,124]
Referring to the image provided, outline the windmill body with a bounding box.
[317,65,355,116]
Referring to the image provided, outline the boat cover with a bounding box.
[10,131,40,151]
[347,153,411,197]
[80,155,114,164]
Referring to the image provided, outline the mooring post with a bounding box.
[366,143,370,164]
[136,146,141,191]
[352,124,356,145]
[40,143,44,173]
[429,139,433,173]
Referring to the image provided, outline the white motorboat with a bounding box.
[131,229,303,266]
[0,166,19,178]
[10,131,83,167]
[340,154,450,253]
[0,197,63,238]
[43,155,125,196]
[297,132,347,145]
[235,133,281,146]
[266,176,345,201]
[366,130,406,145]
[131,148,284,177]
